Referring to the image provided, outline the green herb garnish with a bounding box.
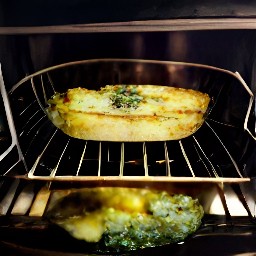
[110,85,143,109]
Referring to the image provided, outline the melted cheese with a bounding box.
[47,85,210,141]
[61,86,208,117]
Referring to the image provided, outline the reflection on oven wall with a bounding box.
[1,30,256,90]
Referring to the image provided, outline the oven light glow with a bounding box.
[209,185,248,216]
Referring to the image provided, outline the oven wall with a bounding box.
[2,0,256,26]
[1,30,256,92]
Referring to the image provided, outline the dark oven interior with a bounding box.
[0,1,256,255]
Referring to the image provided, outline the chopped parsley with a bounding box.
[110,85,143,109]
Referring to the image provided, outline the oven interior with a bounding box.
[0,4,256,255]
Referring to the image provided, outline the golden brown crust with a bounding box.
[46,85,210,141]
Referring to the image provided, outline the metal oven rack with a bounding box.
[0,59,255,183]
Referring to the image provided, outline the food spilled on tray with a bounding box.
[46,187,204,253]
